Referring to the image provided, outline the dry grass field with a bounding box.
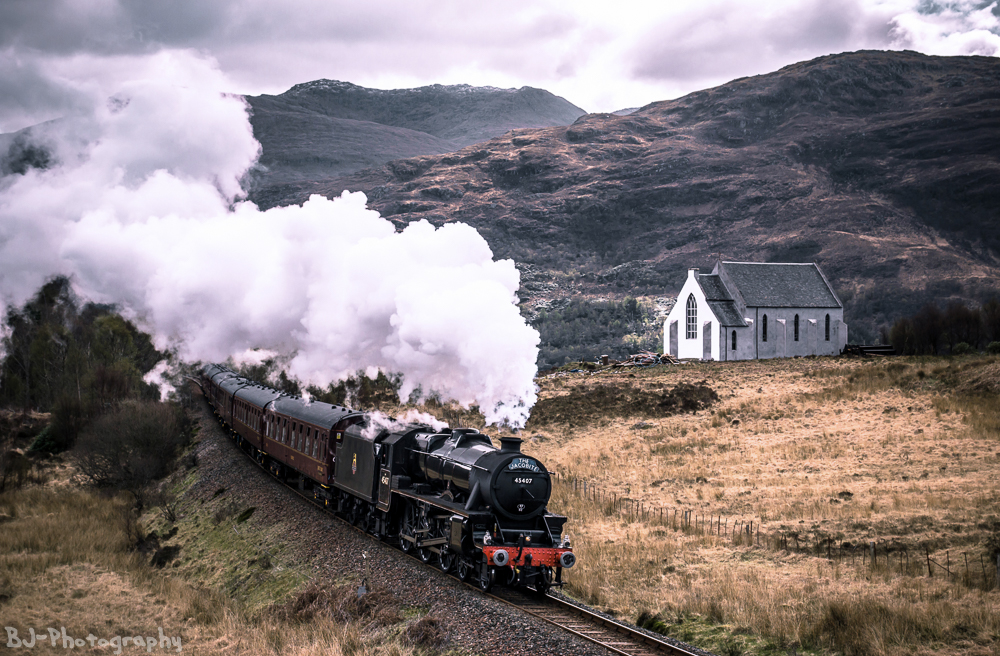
[4,355,998,656]
[0,443,430,656]
[510,355,1000,656]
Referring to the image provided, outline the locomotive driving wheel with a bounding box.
[478,565,495,592]
[439,549,455,573]
[399,503,416,553]
[415,505,435,563]
[456,558,471,582]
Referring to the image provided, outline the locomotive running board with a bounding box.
[399,535,448,548]
[392,488,472,518]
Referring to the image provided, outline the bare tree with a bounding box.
[73,401,190,511]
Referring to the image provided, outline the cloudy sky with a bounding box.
[1,0,999,131]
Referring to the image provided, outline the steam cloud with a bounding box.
[0,51,539,427]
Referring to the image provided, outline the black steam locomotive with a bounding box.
[200,364,575,593]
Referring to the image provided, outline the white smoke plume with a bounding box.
[361,409,450,439]
[142,360,178,401]
[0,51,539,427]
[890,1,1000,57]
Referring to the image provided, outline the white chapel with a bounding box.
[664,260,848,361]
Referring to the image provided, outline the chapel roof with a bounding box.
[717,262,841,308]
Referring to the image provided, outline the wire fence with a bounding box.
[554,474,1000,590]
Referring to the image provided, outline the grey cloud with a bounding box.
[0,0,585,90]
[0,54,92,131]
[0,0,145,54]
[630,0,897,84]
[119,0,234,46]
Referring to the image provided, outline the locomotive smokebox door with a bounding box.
[377,468,391,511]
[450,515,465,551]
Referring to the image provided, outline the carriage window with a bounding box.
[312,441,318,458]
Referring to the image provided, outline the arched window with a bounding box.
[732,330,737,351]
[762,314,768,342]
[686,294,697,339]
[794,314,800,341]
[825,314,831,341]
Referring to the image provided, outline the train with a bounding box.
[199,363,575,593]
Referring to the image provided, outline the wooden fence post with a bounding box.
[926,548,932,578]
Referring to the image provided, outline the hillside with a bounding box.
[261,51,1000,343]
[245,80,586,198]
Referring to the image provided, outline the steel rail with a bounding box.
[488,587,703,656]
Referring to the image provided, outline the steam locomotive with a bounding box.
[199,364,575,593]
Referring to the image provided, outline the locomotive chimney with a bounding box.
[499,437,522,453]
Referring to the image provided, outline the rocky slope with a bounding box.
[260,51,1000,342]
[245,80,586,197]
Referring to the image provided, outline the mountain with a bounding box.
[244,81,586,203]
[258,51,1000,343]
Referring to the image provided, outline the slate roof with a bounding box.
[697,274,733,301]
[720,262,841,308]
[706,300,748,327]
[695,274,746,326]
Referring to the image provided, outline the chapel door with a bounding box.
[669,321,678,358]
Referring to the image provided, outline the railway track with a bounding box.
[205,393,710,656]
[490,587,704,656]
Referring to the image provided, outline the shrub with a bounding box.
[0,447,33,492]
[72,401,190,509]
[272,583,400,625]
[987,341,1000,355]
[28,395,89,454]
[951,342,973,355]
[531,297,661,370]
[405,615,446,648]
